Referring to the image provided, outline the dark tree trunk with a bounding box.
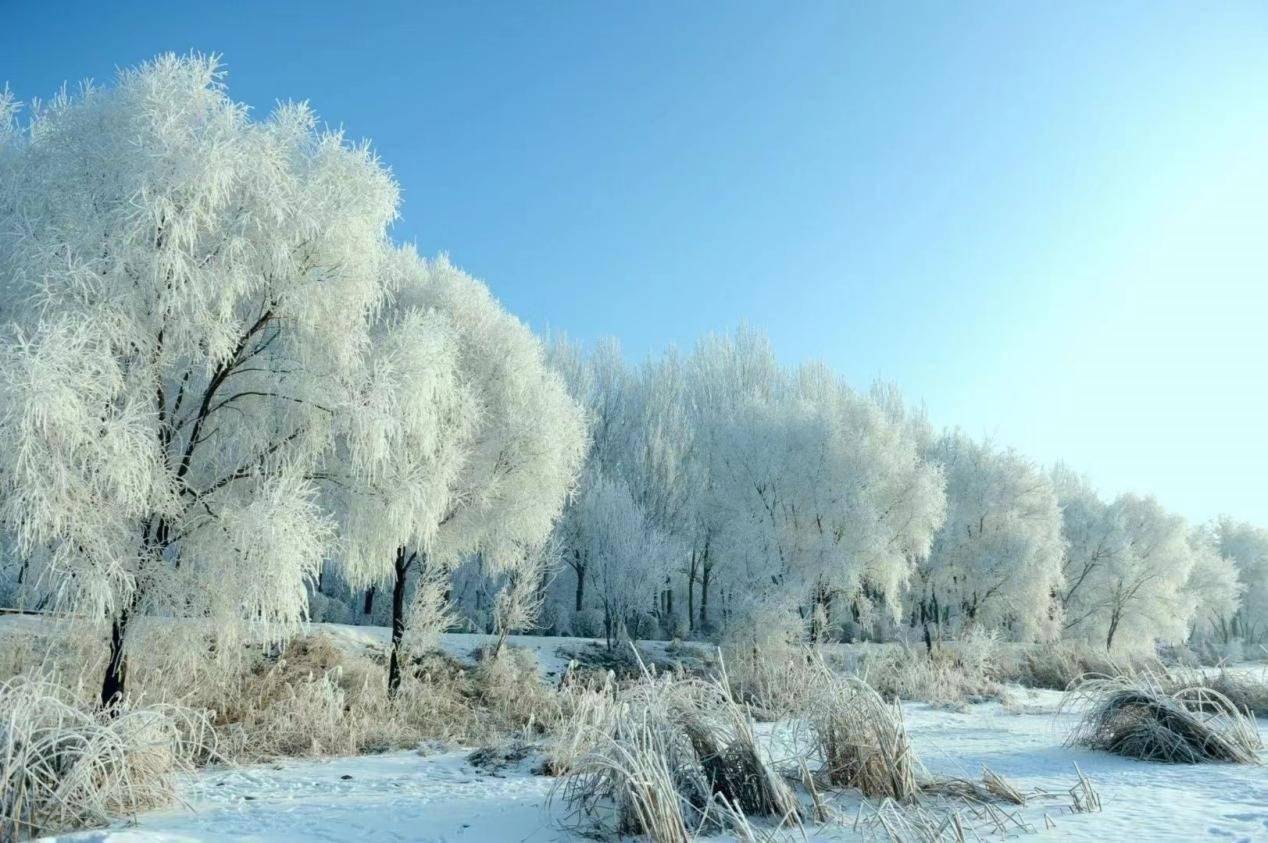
[100,610,130,710]
[687,550,697,634]
[534,565,552,635]
[1105,610,1121,652]
[919,597,934,656]
[363,586,376,616]
[387,548,413,695]
[573,560,586,612]
[699,564,712,631]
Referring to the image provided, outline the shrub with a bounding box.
[1194,668,1268,718]
[470,647,561,737]
[197,635,559,761]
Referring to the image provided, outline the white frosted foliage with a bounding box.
[0,55,401,700]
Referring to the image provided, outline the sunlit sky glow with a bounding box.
[4,0,1267,525]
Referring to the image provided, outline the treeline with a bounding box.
[324,329,1266,657]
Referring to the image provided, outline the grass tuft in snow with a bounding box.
[1064,673,1262,764]
[1161,665,1268,718]
[0,675,210,841]
[189,634,561,761]
[804,664,922,801]
[553,652,799,841]
[858,632,1006,709]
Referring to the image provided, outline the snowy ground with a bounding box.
[902,689,1268,840]
[24,625,1268,842]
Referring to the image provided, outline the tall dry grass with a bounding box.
[0,676,210,841]
[1063,673,1262,764]
[858,633,1005,709]
[201,635,561,761]
[802,664,921,801]
[553,656,800,841]
[985,639,1170,691]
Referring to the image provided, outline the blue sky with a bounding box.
[4,1,1267,525]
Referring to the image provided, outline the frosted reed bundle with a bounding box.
[1064,674,1262,764]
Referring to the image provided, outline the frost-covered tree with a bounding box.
[619,350,699,636]
[563,470,677,647]
[0,56,401,707]
[915,433,1065,643]
[687,329,946,639]
[1056,485,1195,652]
[339,256,585,692]
[1214,518,1268,644]
[331,248,476,692]
[1182,528,1242,644]
[546,337,636,622]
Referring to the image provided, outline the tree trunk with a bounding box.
[920,597,934,656]
[387,548,411,695]
[100,610,130,710]
[363,586,376,616]
[699,564,712,630]
[687,550,697,634]
[809,583,830,642]
[573,560,586,612]
[492,620,509,660]
[1105,610,1121,652]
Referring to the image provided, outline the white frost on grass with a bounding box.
[44,685,1268,842]
[15,625,1268,841]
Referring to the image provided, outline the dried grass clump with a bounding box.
[469,647,561,737]
[545,666,619,776]
[554,659,799,841]
[804,666,920,801]
[0,618,115,694]
[860,639,1004,709]
[1000,641,1155,691]
[725,645,825,720]
[203,635,543,760]
[1064,674,1262,764]
[718,598,814,719]
[854,765,1102,842]
[0,675,209,841]
[1163,666,1268,718]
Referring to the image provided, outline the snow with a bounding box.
[902,688,1268,840]
[52,750,564,843]
[19,627,1268,841]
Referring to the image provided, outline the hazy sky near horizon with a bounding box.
[3,1,1267,525]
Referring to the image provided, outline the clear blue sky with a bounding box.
[4,1,1267,525]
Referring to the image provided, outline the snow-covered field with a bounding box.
[26,626,1265,843]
